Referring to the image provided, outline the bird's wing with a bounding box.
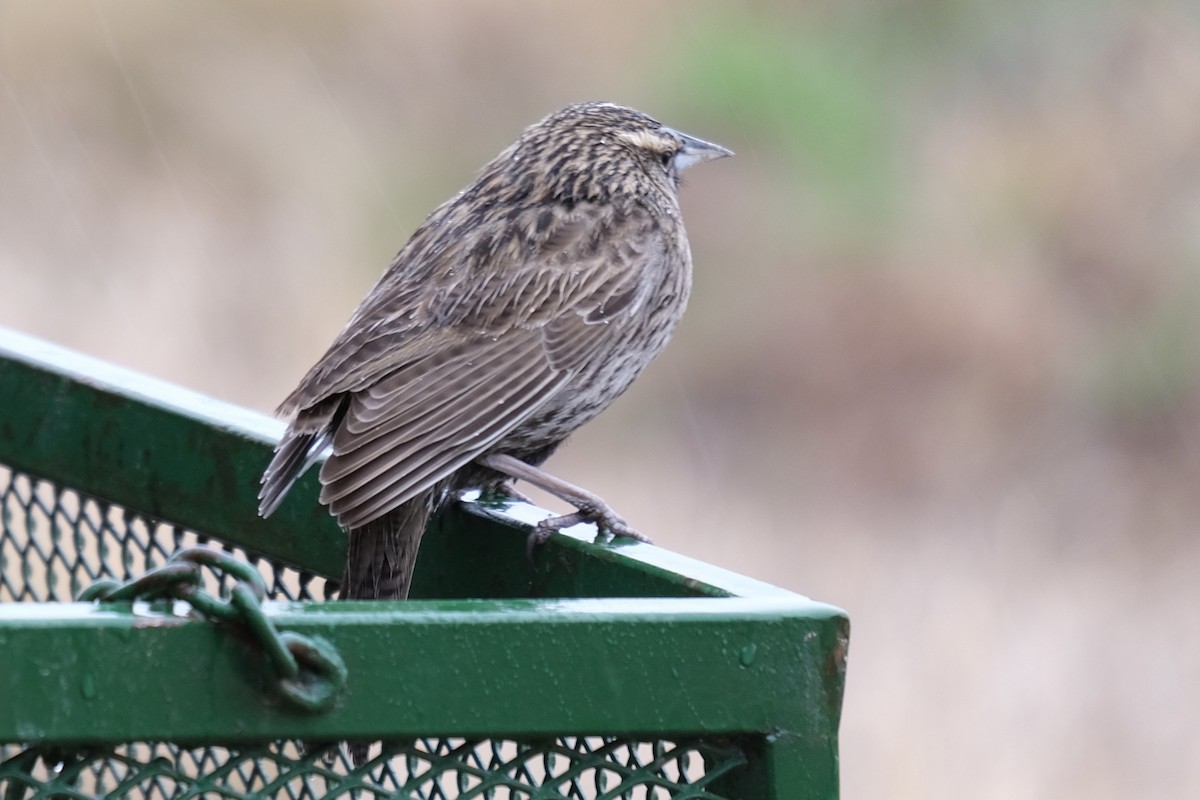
[261,203,664,527]
[317,329,568,527]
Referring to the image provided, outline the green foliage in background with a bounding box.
[670,8,902,237]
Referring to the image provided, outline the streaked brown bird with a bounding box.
[259,101,730,603]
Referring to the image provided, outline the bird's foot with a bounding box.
[474,453,654,560]
[525,501,652,561]
[476,482,535,507]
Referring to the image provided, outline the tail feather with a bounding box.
[340,488,438,601]
[260,397,345,518]
[258,431,318,517]
[342,488,440,766]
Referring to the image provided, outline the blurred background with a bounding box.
[2,2,1198,798]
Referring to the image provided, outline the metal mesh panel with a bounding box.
[0,464,335,604]
[0,463,745,799]
[0,738,744,799]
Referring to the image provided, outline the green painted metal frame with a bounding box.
[0,327,848,799]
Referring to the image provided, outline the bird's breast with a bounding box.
[500,243,692,449]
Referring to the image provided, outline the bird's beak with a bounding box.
[667,128,734,173]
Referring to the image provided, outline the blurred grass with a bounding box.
[672,7,899,234]
[1093,281,1200,425]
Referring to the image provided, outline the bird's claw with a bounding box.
[585,504,652,544]
[524,504,652,563]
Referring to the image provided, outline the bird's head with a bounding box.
[503,102,732,205]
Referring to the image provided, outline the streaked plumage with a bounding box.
[260,102,730,605]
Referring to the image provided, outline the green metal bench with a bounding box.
[0,327,848,800]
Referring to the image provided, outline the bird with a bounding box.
[258,101,731,605]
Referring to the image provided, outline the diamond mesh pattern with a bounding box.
[0,738,744,799]
[0,463,746,799]
[0,464,334,604]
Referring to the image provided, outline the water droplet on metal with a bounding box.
[739,643,757,667]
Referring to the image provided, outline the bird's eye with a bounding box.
[659,150,674,169]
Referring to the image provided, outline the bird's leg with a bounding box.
[476,453,653,554]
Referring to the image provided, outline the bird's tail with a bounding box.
[341,489,437,601]
[341,489,438,766]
